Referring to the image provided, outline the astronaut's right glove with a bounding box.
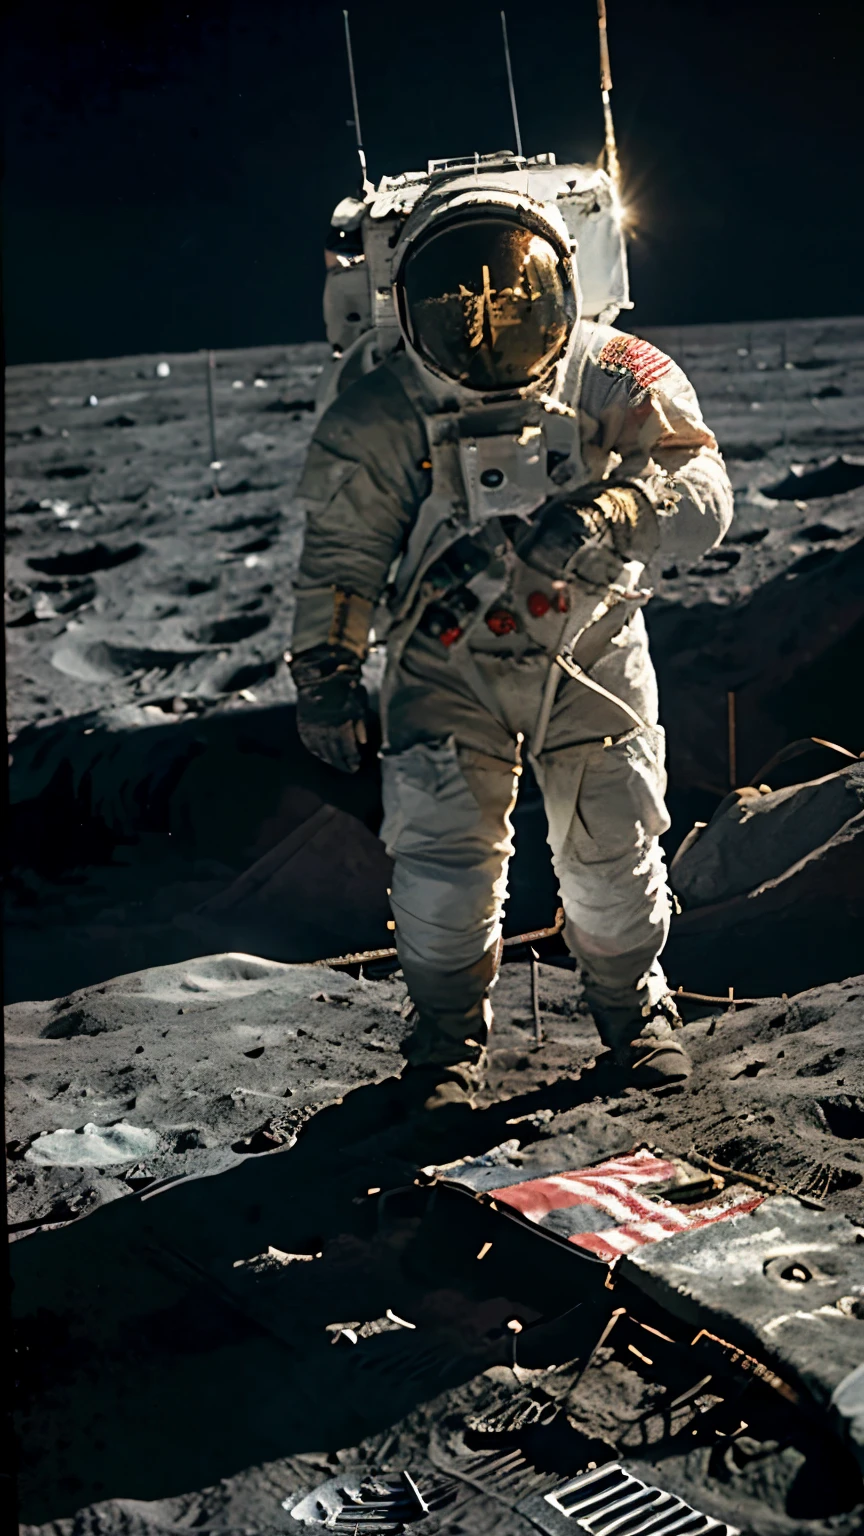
[290,644,369,774]
[511,483,659,583]
[586,485,660,563]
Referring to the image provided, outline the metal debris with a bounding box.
[520,1462,738,1535]
[313,909,565,969]
[429,1429,551,1506]
[618,1195,864,1467]
[326,1310,416,1346]
[288,1469,457,1530]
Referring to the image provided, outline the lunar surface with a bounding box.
[5,317,864,1535]
[9,954,864,1535]
[6,319,864,1004]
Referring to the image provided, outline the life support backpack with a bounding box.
[317,149,630,416]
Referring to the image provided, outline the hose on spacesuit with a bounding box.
[554,652,649,734]
[530,581,650,755]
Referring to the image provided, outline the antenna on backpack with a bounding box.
[596,0,620,190]
[343,10,373,195]
[500,11,524,160]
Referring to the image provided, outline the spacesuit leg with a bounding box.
[535,724,673,1054]
[380,737,520,1072]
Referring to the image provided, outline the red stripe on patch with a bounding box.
[491,1149,766,1263]
[569,1189,765,1259]
[598,334,672,391]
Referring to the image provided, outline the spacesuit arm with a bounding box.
[583,333,733,566]
[292,366,428,659]
[610,367,733,565]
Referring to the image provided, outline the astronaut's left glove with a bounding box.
[290,644,369,774]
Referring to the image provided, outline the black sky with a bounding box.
[3,0,863,365]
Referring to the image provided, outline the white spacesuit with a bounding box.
[290,166,733,1104]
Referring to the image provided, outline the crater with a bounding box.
[211,512,281,533]
[192,613,271,645]
[703,547,741,566]
[816,1095,864,1139]
[787,547,841,576]
[803,522,843,542]
[232,535,273,555]
[44,464,92,480]
[40,1009,120,1039]
[28,543,145,577]
[155,575,220,597]
[221,658,279,692]
[795,1048,846,1077]
[763,456,864,501]
[33,577,97,613]
[728,527,768,544]
[210,478,280,498]
[51,639,208,684]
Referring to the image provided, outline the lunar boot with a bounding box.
[398,949,499,1111]
[580,946,691,1087]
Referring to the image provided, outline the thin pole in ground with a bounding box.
[727,690,737,788]
[204,350,220,470]
[530,947,542,1046]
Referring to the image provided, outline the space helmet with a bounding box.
[392,183,579,394]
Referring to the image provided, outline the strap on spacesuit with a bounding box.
[554,653,650,734]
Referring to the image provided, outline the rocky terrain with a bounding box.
[9,955,864,1535]
[5,317,864,1536]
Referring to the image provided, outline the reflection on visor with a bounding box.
[400,218,572,391]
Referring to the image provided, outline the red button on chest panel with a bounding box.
[439,625,462,647]
[527,591,551,618]
[485,609,519,636]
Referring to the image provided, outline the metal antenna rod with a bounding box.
[596,0,620,189]
[343,10,371,191]
[500,11,523,159]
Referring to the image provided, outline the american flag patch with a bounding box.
[490,1148,763,1262]
[597,334,672,392]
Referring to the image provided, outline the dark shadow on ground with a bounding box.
[5,705,561,1003]
[11,1066,615,1524]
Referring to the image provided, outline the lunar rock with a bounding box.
[26,1121,162,1166]
[665,760,864,995]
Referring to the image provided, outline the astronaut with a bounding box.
[289,172,732,1108]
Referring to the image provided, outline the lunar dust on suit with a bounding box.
[291,322,733,1073]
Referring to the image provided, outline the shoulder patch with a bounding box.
[597,334,672,392]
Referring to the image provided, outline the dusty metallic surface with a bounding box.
[619,1197,864,1422]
